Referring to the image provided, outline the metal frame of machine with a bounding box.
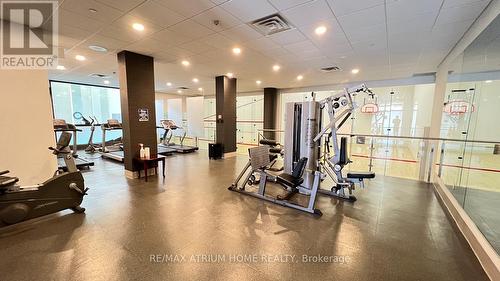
[158,119,199,153]
[100,119,124,162]
[229,84,376,215]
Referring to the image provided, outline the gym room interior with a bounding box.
[0,0,499,280]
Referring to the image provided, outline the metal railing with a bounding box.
[256,128,500,184]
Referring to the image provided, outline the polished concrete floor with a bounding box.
[0,151,489,281]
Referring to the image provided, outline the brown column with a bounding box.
[263,87,278,140]
[215,75,237,153]
[117,51,157,174]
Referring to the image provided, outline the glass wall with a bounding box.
[203,94,263,148]
[50,81,122,145]
[439,15,500,254]
[279,84,435,180]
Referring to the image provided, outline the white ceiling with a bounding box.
[45,0,491,95]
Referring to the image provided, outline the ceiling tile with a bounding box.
[168,20,216,40]
[435,1,488,26]
[192,6,242,32]
[83,34,129,52]
[268,0,314,11]
[129,0,186,28]
[220,0,278,22]
[201,33,236,49]
[179,40,216,54]
[98,15,163,44]
[387,12,437,36]
[59,9,107,33]
[151,29,194,46]
[344,23,386,43]
[281,0,335,28]
[386,0,443,23]
[220,24,263,43]
[337,4,385,30]
[268,29,307,45]
[94,0,145,12]
[60,0,124,24]
[124,38,168,55]
[58,24,94,44]
[156,0,216,18]
[326,0,384,17]
[442,0,490,9]
[245,37,281,52]
[298,18,348,46]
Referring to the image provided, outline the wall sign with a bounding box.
[138,108,149,122]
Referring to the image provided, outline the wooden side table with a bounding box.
[134,155,166,182]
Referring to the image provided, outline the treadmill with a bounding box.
[53,119,95,170]
[158,119,199,153]
[157,122,176,156]
[100,119,124,162]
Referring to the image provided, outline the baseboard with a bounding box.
[432,173,500,281]
[224,152,237,158]
[125,168,156,179]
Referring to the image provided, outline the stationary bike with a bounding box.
[0,132,89,226]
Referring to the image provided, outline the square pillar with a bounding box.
[263,87,278,140]
[117,51,157,174]
[215,75,237,153]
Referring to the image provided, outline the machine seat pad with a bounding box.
[276,173,303,188]
[347,172,375,179]
[0,176,19,188]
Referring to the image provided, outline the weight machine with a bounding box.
[229,84,376,215]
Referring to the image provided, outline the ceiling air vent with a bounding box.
[321,66,341,72]
[412,72,436,77]
[249,14,292,36]
[89,73,110,79]
[178,86,189,90]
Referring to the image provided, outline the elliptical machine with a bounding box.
[0,132,89,226]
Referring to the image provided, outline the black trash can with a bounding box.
[209,143,223,159]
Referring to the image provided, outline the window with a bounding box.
[50,81,122,145]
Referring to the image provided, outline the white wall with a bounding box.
[0,70,56,185]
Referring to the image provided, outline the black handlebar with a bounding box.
[0,170,9,176]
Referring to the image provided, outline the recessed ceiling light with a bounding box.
[256,80,262,85]
[315,25,327,35]
[132,23,144,31]
[232,47,241,55]
[75,55,86,61]
[103,80,110,85]
[273,64,280,71]
[485,80,493,83]
[88,8,97,13]
[181,60,190,66]
[89,45,108,52]
[56,65,65,70]
[226,72,233,78]
[296,75,303,81]
[351,68,360,74]
[166,82,172,86]
[198,87,203,91]
[177,90,182,94]
[192,78,199,83]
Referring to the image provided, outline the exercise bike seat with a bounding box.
[347,172,375,179]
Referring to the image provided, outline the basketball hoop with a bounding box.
[361,103,379,113]
[443,100,475,115]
